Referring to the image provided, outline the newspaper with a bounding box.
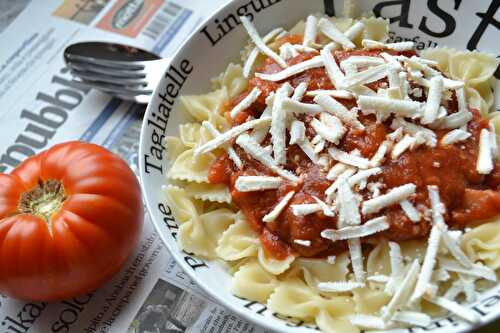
[0,0,272,332]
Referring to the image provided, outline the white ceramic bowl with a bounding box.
[139,1,500,332]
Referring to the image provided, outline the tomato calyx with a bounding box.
[18,179,66,223]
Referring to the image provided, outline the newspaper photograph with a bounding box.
[0,0,271,332]
[128,256,271,333]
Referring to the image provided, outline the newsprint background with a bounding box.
[0,0,274,332]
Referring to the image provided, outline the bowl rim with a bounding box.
[138,1,500,332]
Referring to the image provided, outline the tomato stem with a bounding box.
[18,179,66,224]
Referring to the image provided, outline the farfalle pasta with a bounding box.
[163,11,500,333]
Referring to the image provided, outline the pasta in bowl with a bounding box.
[139,1,500,332]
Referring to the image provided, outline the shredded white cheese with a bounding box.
[358,95,422,118]
[425,296,481,324]
[441,129,471,145]
[195,117,271,156]
[387,86,402,102]
[456,87,468,113]
[362,184,416,215]
[380,52,403,70]
[417,57,439,66]
[279,42,297,60]
[343,64,389,88]
[317,281,365,292]
[391,134,416,159]
[321,216,388,241]
[263,145,273,154]
[314,94,364,130]
[350,85,378,97]
[349,315,387,330]
[422,76,444,124]
[411,87,423,98]
[344,21,365,40]
[202,121,243,169]
[477,128,494,174]
[367,182,384,198]
[306,89,354,99]
[275,30,288,40]
[399,55,440,78]
[444,280,464,300]
[387,127,404,142]
[227,148,244,170]
[313,196,335,217]
[329,147,371,169]
[392,311,431,327]
[382,259,420,321]
[235,176,282,192]
[271,83,293,165]
[255,56,323,81]
[434,267,451,282]
[341,56,385,69]
[303,15,318,47]
[292,82,309,101]
[370,141,391,167]
[387,66,402,96]
[410,224,441,304]
[311,113,345,144]
[435,110,472,130]
[230,87,262,119]
[243,27,284,78]
[297,137,319,163]
[441,77,465,89]
[399,71,410,99]
[251,105,272,144]
[427,185,446,227]
[368,275,390,283]
[325,168,357,198]
[342,61,358,76]
[348,167,382,189]
[318,18,355,49]
[385,241,405,295]
[262,191,295,222]
[294,239,311,247]
[291,203,322,216]
[400,199,421,222]
[391,118,437,147]
[327,162,352,181]
[437,105,448,120]
[289,120,306,145]
[362,39,414,51]
[313,138,326,153]
[292,44,317,53]
[349,239,365,282]
[282,98,323,114]
[240,16,287,68]
[439,258,497,281]
[321,43,347,88]
[461,276,478,302]
[337,179,362,227]
[489,122,498,157]
[311,134,322,145]
[236,134,300,182]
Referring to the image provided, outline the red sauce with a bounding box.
[209,47,500,259]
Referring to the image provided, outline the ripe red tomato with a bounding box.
[0,141,143,301]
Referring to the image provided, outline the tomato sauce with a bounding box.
[208,46,500,259]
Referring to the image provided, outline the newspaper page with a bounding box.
[0,0,272,332]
